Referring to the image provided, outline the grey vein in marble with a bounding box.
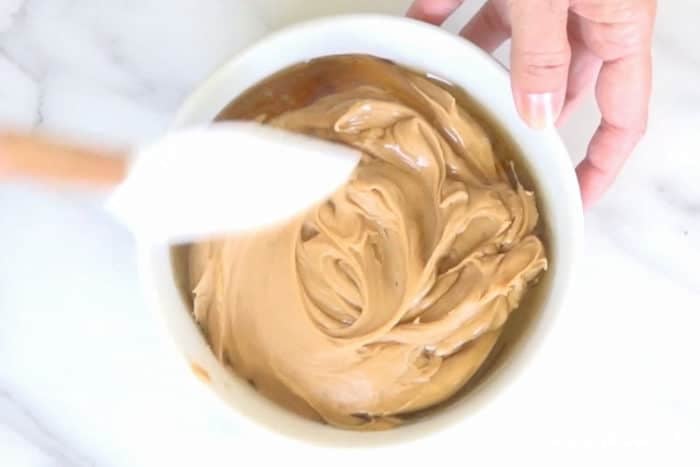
[0,388,94,467]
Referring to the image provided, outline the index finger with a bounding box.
[509,0,570,128]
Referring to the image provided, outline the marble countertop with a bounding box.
[0,1,698,465]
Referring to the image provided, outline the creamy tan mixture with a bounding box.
[188,57,547,430]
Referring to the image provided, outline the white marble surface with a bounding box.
[1,1,698,466]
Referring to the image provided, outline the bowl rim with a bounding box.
[138,13,584,446]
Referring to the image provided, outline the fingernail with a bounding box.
[516,92,558,130]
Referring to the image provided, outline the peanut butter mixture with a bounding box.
[187,55,547,430]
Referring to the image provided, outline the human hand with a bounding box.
[407,0,656,208]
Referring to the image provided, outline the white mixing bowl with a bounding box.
[138,14,583,446]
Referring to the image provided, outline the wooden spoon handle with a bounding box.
[0,131,128,189]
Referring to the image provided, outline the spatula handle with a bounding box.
[0,131,128,189]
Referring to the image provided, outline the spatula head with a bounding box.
[106,121,360,243]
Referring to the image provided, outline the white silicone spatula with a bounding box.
[106,122,360,243]
[0,122,360,243]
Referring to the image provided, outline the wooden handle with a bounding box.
[0,131,128,189]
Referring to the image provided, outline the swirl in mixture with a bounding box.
[188,61,547,430]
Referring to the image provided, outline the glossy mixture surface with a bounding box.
[187,55,548,430]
